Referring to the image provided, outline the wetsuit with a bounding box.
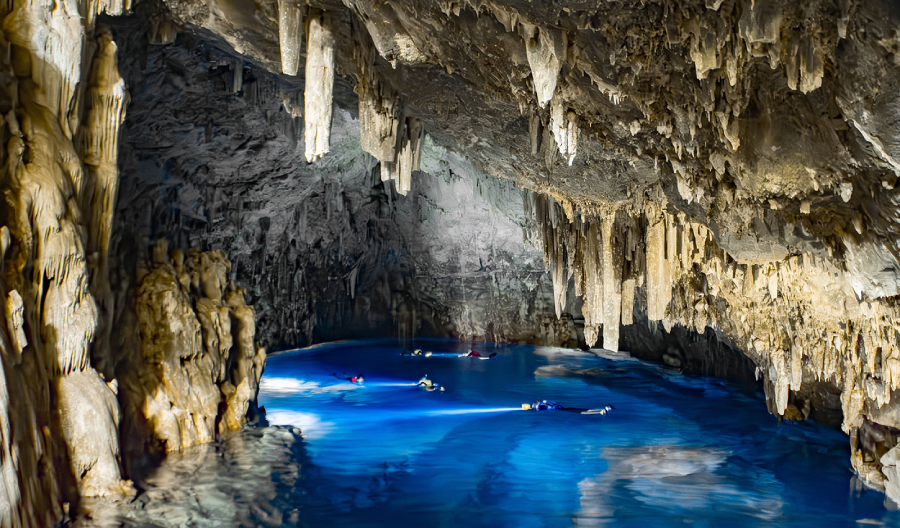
[530,401,613,415]
[418,376,443,391]
[334,373,365,383]
[461,351,497,358]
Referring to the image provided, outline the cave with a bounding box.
[1,0,900,525]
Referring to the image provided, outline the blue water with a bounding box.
[259,339,900,527]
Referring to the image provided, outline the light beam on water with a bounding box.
[425,407,524,416]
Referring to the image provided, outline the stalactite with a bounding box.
[351,23,426,195]
[5,0,85,139]
[582,222,602,348]
[526,186,900,497]
[354,25,401,163]
[550,98,578,166]
[529,108,542,154]
[521,24,565,108]
[621,278,635,326]
[392,116,423,195]
[277,0,303,76]
[645,214,671,322]
[83,28,129,376]
[232,59,243,93]
[601,215,622,351]
[304,9,335,162]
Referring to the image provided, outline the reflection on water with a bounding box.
[80,339,900,527]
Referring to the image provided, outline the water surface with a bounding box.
[257,339,900,527]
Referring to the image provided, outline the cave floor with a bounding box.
[82,339,900,527]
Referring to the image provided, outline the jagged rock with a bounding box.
[125,242,264,453]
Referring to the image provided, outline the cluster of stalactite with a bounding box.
[273,2,427,195]
[528,190,900,499]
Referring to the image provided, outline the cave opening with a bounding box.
[3,0,900,525]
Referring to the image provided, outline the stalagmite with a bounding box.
[305,10,335,162]
[278,0,303,76]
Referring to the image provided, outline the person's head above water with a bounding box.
[352,374,365,383]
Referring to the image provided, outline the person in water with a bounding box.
[459,350,497,358]
[418,375,444,391]
[527,400,614,415]
[333,372,365,383]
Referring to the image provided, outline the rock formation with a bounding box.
[120,241,265,457]
[0,0,264,524]
[0,0,900,523]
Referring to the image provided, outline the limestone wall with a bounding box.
[0,1,264,525]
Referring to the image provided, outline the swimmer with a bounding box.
[524,400,614,415]
[333,372,365,383]
[417,375,444,392]
[403,349,433,357]
[459,350,498,359]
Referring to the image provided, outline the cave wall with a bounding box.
[0,0,134,523]
[110,25,578,351]
[0,2,265,524]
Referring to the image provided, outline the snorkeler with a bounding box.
[459,350,498,359]
[402,349,433,357]
[525,400,614,415]
[417,375,445,392]
[333,372,365,383]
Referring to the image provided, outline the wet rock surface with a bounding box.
[77,426,307,528]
